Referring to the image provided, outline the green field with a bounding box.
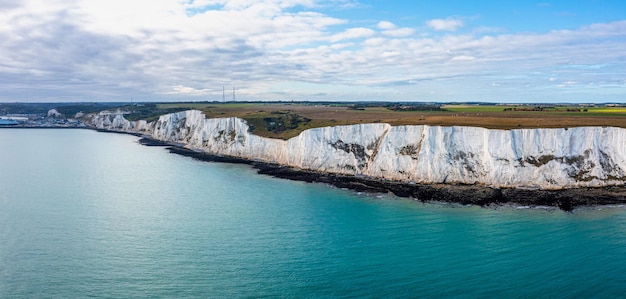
[443,104,626,114]
[135,102,626,139]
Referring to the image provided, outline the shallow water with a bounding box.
[1,129,625,298]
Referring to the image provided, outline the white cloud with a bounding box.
[375,21,414,37]
[0,1,624,102]
[450,55,476,61]
[330,27,375,42]
[377,21,396,30]
[381,27,415,37]
[166,85,213,95]
[426,17,464,31]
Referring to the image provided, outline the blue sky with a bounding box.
[1,0,625,103]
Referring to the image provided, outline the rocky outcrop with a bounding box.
[368,125,626,189]
[47,109,62,118]
[88,110,626,190]
[89,111,151,133]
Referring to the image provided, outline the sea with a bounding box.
[1,128,625,298]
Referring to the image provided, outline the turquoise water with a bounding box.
[1,129,625,298]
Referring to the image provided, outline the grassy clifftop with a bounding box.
[4,101,625,139]
[155,102,626,139]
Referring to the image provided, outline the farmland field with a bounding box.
[138,102,626,139]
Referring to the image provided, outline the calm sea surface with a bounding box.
[1,128,625,298]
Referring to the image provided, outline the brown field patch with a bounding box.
[156,103,626,139]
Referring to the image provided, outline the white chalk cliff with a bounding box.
[89,110,626,190]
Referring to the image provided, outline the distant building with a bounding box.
[0,119,18,126]
[47,109,63,118]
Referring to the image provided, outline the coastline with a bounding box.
[150,137,626,211]
[1,125,87,129]
[7,126,623,211]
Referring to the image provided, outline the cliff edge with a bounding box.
[87,109,626,191]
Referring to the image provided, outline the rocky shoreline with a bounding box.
[143,138,626,211]
[254,163,626,211]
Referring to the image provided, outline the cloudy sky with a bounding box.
[1,0,625,103]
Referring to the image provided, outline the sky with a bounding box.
[1,0,625,103]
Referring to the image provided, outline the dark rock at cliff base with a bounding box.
[95,128,143,137]
[252,162,626,211]
[148,140,626,211]
[138,137,171,146]
[167,146,253,165]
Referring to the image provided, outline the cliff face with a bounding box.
[368,125,626,188]
[90,111,151,133]
[89,110,626,189]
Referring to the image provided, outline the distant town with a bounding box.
[1,101,625,134]
[0,108,86,128]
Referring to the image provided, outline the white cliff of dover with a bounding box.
[89,109,626,190]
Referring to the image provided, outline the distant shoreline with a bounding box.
[9,126,624,211]
[136,136,626,212]
[0,125,84,129]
